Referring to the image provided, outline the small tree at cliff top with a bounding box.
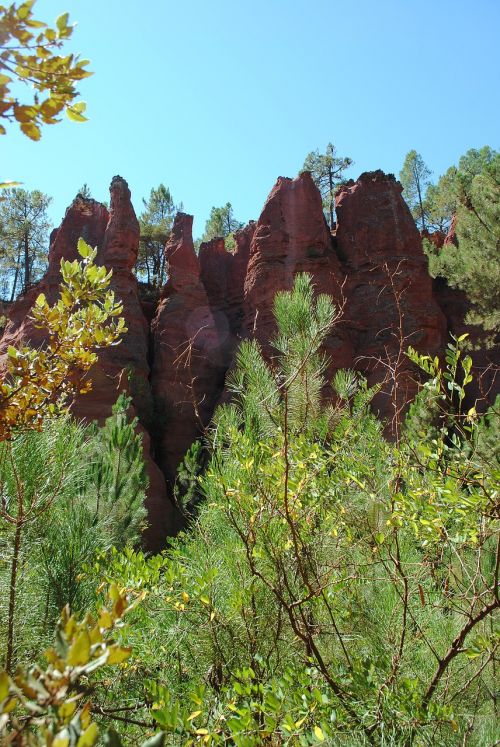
[138,184,181,286]
[303,142,353,229]
[201,202,243,250]
[399,150,432,231]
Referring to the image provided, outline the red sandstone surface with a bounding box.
[1,170,497,545]
[151,213,223,490]
[0,177,175,551]
[334,171,447,429]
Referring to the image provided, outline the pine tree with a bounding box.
[302,143,352,229]
[201,202,243,247]
[138,184,180,286]
[0,188,51,299]
[399,150,432,231]
[428,149,499,339]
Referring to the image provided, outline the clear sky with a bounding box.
[3,0,499,238]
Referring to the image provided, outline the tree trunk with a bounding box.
[416,179,426,232]
[6,515,23,672]
[9,243,22,302]
[328,167,334,230]
[23,231,30,293]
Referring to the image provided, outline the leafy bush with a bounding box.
[2,273,498,746]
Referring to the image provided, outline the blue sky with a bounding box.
[3,0,499,238]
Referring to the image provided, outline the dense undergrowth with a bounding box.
[1,274,499,746]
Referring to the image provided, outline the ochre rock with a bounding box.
[0,178,174,551]
[444,214,458,246]
[198,223,257,366]
[334,171,447,430]
[151,213,223,488]
[1,170,497,547]
[199,237,233,359]
[242,172,351,369]
[226,222,256,334]
[421,229,446,250]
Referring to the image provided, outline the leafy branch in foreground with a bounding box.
[0,237,126,440]
[0,0,92,140]
[0,585,144,746]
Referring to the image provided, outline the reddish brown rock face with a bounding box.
[421,229,446,250]
[1,169,496,547]
[0,178,175,551]
[242,172,351,367]
[198,223,257,366]
[444,214,458,246]
[227,222,256,334]
[151,213,223,488]
[334,171,447,430]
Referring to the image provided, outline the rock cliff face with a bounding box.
[243,173,345,349]
[1,170,497,546]
[151,213,223,490]
[334,171,447,430]
[0,178,175,551]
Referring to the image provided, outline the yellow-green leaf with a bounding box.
[66,105,88,123]
[77,237,92,258]
[67,630,91,666]
[106,645,131,665]
[58,700,77,720]
[0,671,9,700]
[76,722,99,747]
[313,726,325,742]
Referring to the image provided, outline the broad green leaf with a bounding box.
[76,722,99,746]
[67,630,91,666]
[313,725,325,742]
[0,671,10,701]
[77,237,92,258]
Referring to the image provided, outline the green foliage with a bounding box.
[428,150,500,340]
[0,402,147,670]
[0,186,52,299]
[1,275,498,745]
[201,202,242,247]
[302,142,353,229]
[0,0,92,140]
[173,439,204,521]
[0,237,126,439]
[0,584,141,746]
[399,150,432,231]
[137,184,181,287]
[89,392,148,545]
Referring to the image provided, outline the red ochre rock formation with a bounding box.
[1,170,497,546]
[421,229,447,251]
[0,177,175,551]
[151,213,223,489]
[198,221,257,365]
[334,171,447,428]
[244,173,344,345]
